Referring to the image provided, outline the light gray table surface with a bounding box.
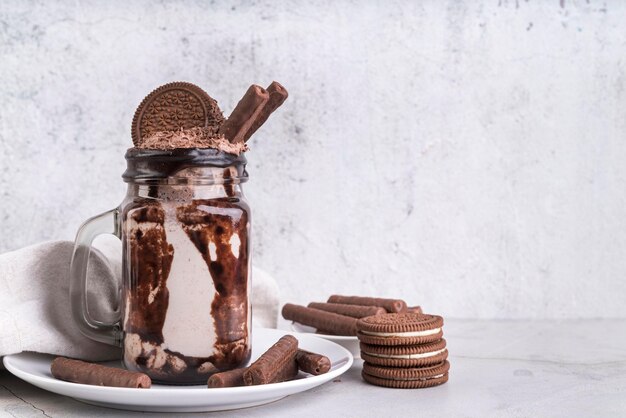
[1,319,625,418]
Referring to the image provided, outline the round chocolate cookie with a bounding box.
[131,81,224,146]
[356,313,443,346]
[361,361,449,389]
[360,338,448,367]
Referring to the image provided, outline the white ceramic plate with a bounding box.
[290,322,360,359]
[3,328,353,413]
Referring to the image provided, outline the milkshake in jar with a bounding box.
[121,148,251,383]
[70,81,288,384]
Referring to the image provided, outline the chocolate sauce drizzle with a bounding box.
[122,148,248,183]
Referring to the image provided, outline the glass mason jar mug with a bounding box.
[70,148,252,384]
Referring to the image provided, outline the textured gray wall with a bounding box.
[1,1,625,318]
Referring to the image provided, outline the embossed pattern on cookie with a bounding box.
[132,82,224,146]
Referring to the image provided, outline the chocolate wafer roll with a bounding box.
[243,335,298,385]
[296,350,331,375]
[208,359,298,388]
[327,295,407,313]
[219,85,269,143]
[308,302,386,318]
[51,357,151,388]
[243,81,289,142]
[207,367,246,388]
[407,305,423,314]
[282,304,358,336]
[273,358,298,383]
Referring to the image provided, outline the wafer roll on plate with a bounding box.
[296,350,331,376]
[273,358,299,383]
[51,357,151,388]
[207,368,247,388]
[243,335,299,386]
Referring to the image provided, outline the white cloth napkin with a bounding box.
[0,240,279,362]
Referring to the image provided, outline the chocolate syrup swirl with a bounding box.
[124,201,173,344]
[177,198,251,369]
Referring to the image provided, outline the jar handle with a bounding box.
[69,208,122,347]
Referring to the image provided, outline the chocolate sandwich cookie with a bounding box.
[132,81,224,146]
[361,361,450,389]
[360,339,448,367]
[356,313,443,346]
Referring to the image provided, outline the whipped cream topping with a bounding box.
[139,127,248,155]
[361,327,442,337]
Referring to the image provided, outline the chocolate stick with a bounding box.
[243,335,298,385]
[219,85,269,144]
[273,358,299,383]
[282,304,358,336]
[208,367,246,388]
[208,360,298,388]
[308,302,386,318]
[296,350,331,375]
[243,81,289,142]
[51,357,151,388]
[327,295,407,313]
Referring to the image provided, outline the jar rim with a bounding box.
[122,148,248,184]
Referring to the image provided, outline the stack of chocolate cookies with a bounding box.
[357,313,449,389]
